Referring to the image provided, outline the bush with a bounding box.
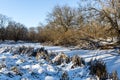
[13,46,34,55]
[60,71,69,80]
[11,66,22,76]
[54,29,78,46]
[0,63,6,69]
[88,59,107,79]
[48,52,57,60]
[35,47,49,61]
[36,52,49,61]
[109,71,119,80]
[52,52,70,65]
[71,55,85,68]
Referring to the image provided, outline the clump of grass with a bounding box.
[36,51,49,61]
[71,55,85,68]
[88,59,107,79]
[13,46,34,55]
[108,71,119,80]
[0,63,6,70]
[53,52,70,65]
[35,47,49,61]
[48,52,57,60]
[11,66,22,76]
[60,71,69,80]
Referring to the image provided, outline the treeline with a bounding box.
[0,18,27,41]
[0,0,120,47]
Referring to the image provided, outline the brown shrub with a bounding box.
[35,48,49,61]
[60,71,69,80]
[54,29,78,46]
[48,52,57,60]
[71,55,85,68]
[53,52,70,65]
[36,51,49,61]
[11,66,22,76]
[89,59,107,79]
[13,46,34,55]
[109,71,119,80]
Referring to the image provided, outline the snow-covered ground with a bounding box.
[0,42,120,80]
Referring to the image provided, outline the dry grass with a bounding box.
[109,71,119,80]
[11,66,22,76]
[88,59,107,79]
[36,51,49,61]
[53,52,70,65]
[71,55,85,68]
[60,71,69,80]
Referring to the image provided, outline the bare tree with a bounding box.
[47,5,79,32]
[6,21,28,41]
[28,27,37,42]
[79,0,120,39]
[0,14,9,41]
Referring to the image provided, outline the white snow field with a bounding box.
[0,42,120,80]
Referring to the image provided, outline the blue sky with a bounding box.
[0,0,79,27]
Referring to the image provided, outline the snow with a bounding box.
[0,42,120,79]
[45,76,58,80]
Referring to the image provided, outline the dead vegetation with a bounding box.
[36,51,49,61]
[12,46,34,55]
[10,66,23,76]
[71,55,85,68]
[88,59,107,79]
[88,59,119,80]
[52,52,70,65]
[60,71,69,80]
[0,63,6,70]
[110,71,119,80]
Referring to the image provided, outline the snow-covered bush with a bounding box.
[35,47,49,61]
[29,47,48,57]
[21,47,33,55]
[88,59,107,79]
[10,66,23,76]
[0,63,6,69]
[36,51,49,61]
[109,71,119,80]
[12,46,34,55]
[71,55,85,68]
[48,52,57,60]
[52,52,70,65]
[60,71,69,80]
